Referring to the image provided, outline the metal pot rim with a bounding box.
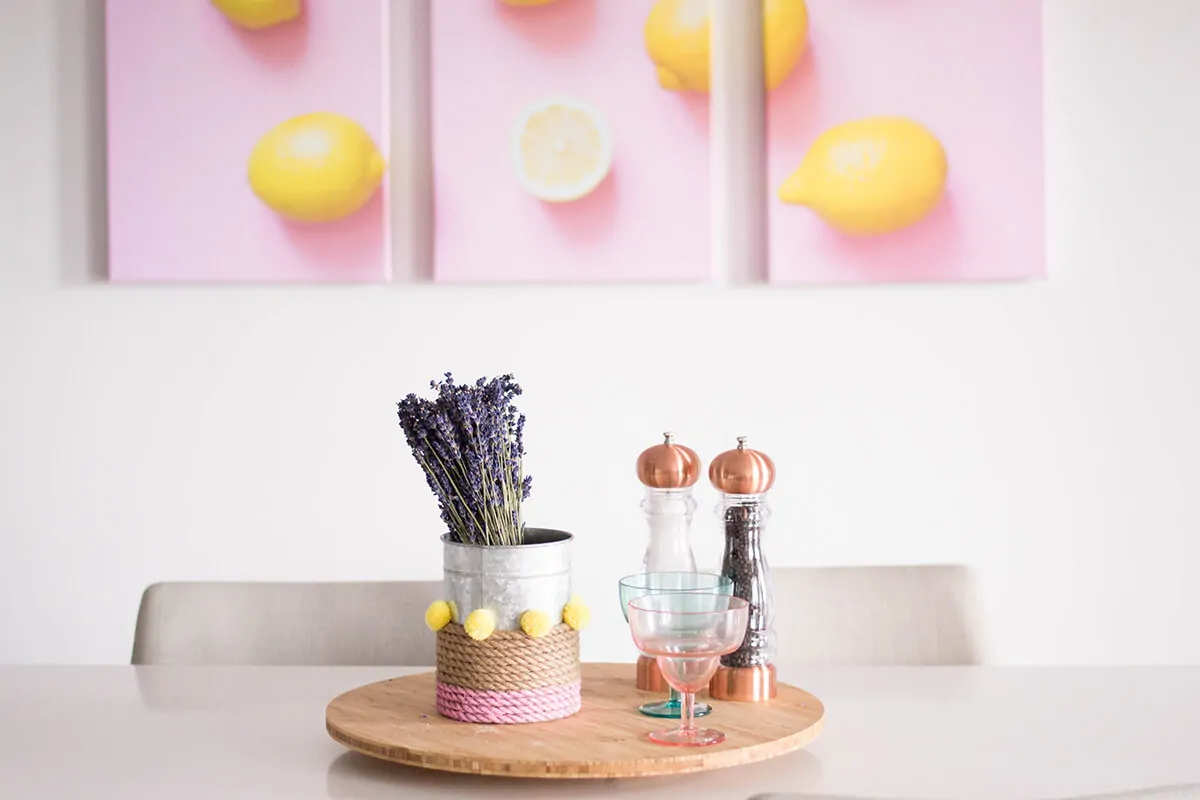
[440,527,573,551]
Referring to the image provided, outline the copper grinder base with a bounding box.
[636,655,669,693]
[709,663,777,701]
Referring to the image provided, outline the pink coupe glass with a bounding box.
[625,593,750,746]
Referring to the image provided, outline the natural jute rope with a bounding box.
[436,623,580,692]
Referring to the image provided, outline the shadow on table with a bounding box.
[749,786,1200,800]
[326,748,825,799]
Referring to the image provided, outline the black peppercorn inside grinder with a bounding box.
[708,436,778,702]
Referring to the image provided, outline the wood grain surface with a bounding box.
[325,662,824,779]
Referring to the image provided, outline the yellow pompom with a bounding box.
[424,601,452,632]
[464,608,497,641]
[447,600,458,624]
[520,609,554,638]
[562,595,591,631]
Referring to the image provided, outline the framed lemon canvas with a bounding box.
[432,0,711,283]
[766,0,1044,284]
[105,0,390,283]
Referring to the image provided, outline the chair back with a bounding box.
[771,565,982,666]
[131,581,442,666]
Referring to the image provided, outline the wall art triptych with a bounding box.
[105,0,1044,285]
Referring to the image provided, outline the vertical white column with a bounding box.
[390,0,434,282]
[710,0,767,284]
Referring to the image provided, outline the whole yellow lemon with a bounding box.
[763,0,809,90]
[644,0,808,92]
[210,0,300,30]
[247,112,386,223]
[778,117,948,236]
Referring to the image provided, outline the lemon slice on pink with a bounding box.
[512,98,613,203]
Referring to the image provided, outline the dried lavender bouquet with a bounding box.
[396,373,531,546]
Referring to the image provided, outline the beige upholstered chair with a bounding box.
[131,581,442,666]
[770,565,982,666]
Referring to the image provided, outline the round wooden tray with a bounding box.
[325,662,824,779]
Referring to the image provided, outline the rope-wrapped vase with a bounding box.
[436,623,581,723]
[426,528,587,724]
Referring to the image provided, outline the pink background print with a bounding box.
[105,0,390,283]
[432,0,710,284]
[767,0,1044,284]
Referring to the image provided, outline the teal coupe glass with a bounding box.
[618,571,733,718]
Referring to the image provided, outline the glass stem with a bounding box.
[680,690,696,735]
[668,686,681,705]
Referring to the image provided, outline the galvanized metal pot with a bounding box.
[442,528,573,630]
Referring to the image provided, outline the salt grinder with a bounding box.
[634,432,701,691]
[635,432,701,573]
[709,436,778,701]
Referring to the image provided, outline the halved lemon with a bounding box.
[512,98,613,203]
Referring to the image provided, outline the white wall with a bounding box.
[2,0,1199,665]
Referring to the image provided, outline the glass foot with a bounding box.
[649,727,727,747]
[638,699,713,718]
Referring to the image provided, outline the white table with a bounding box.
[1,666,1198,799]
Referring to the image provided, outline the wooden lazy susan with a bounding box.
[325,663,824,779]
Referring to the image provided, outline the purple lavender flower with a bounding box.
[396,373,531,546]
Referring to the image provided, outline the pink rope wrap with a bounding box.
[436,680,582,724]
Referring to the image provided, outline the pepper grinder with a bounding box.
[634,432,701,692]
[709,436,778,701]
